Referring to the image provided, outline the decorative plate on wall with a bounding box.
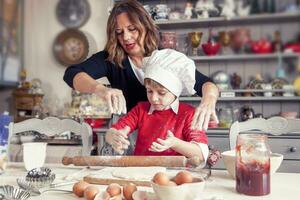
[53,29,89,66]
[56,0,91,28]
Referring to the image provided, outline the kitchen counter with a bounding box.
[0,163,298,200]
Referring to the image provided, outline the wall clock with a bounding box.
[56,0,91,28]
[53,29,89,66]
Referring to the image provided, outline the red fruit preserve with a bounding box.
[236,134,271,196]
[236,160,270,195]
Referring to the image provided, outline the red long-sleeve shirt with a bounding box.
[112,102,208,155]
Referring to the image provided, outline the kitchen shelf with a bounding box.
[190,52,300,61]
[155,12,300,29]
[180,96,300,102]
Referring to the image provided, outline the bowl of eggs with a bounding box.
[151,171,205,200]
[222,150,284,179]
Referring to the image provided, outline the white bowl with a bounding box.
[151,176,205,200]
[221,150,283,179]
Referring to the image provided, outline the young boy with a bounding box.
[105,49,208,164]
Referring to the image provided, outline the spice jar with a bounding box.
[236,134,271,196]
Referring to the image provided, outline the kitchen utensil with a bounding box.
[151,176,205,200]
[0,185,30,200]
[84,176,152,187]
[25,167,55,188]
[62,156,202,168]
[17,178,73,195]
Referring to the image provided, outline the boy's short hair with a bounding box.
[144,78,166,90]
[142,49,196,97]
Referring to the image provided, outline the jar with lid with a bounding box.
[236,134,271,196]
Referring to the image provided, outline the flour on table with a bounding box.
[111,167,166,181]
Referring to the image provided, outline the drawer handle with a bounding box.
[290,147,297,152]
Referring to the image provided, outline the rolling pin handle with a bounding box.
[62,157,72,165]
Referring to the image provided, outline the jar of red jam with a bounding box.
[236,134,270,196]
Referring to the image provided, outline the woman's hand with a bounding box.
[149,131,178,152]
[105,126,130,155]
[94,85,127,115]
[191,82,219,131]
[191,93,219,131]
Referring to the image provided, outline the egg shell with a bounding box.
[106,183,122,197]
[123,183,137,200]
[72,180,90,197]
[153,172,169,186]
[174,171,193,185]
[84,185,99,200]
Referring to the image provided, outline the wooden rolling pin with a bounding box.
[62,156,201,167]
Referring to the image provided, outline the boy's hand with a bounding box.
[149,130,178,152]
[105,126,130,154]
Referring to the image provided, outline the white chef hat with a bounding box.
[142,49,196,97]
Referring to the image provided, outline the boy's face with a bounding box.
[145,83,176,111]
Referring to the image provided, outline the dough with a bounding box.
[111,167,166,181]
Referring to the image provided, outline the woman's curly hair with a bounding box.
[105,0,159,67]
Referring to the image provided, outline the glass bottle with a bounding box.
[236,134,271,196]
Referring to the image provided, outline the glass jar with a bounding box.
[218,107,233,128]
[160,32,176,49]
[236,134,271,196]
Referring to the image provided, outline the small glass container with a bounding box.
[160,32,177,49]
[236,134,271,196]
[218,107,233,128]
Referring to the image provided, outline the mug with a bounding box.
[23,142,47,171]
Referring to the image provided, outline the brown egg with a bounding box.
[168,180,177,186]
[84,186,99,200]
[123,183,137,200]
[153,172,169,186]
[174,171,193,185]
[106,183,122,197]
[72,180,89,197]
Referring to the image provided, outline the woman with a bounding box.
[63,0,219,130]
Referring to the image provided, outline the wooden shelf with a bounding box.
[180,96,300,102]
[190,53,300,61]
[155,12,300,29]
